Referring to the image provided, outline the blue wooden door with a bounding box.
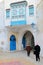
[22,36,26,48]
[10,35,16,51]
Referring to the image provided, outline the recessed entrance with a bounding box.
[10,35,16,51]
[22,31,35,50]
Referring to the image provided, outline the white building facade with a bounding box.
[0,0,43,57]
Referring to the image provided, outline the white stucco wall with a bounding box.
[37,0,43,32]
[0,2,5,29]
[0,30,8,52]
[36,0,43,56]
[0,2,6,52]
[36,33,43,56]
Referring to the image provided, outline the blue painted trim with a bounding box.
[10,35,16,51]
[22,36,26,48]
[29,5,34,16]
[10,20,26,26]
[6,9,10,18]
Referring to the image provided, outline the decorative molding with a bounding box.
[10,1,27,7]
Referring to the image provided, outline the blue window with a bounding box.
[11,5,26,18]
[19,6,25,16]
[6,9,10,18]
[29,5,34,16]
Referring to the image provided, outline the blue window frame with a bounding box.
[29,5,34,16]
[11,5,26,18]
[6,9,10,18]
[19,6,25,16]
[11,7,17,17]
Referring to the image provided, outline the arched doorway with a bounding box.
[22,31,35,50]
[10,35,16,51]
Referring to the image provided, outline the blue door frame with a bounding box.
[22,36,26,48]
[10,35,16,51]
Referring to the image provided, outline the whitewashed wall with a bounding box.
[0,30,8,52]
[0,2,5,29]
[36,0,43,56]
[0,2,8,52]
